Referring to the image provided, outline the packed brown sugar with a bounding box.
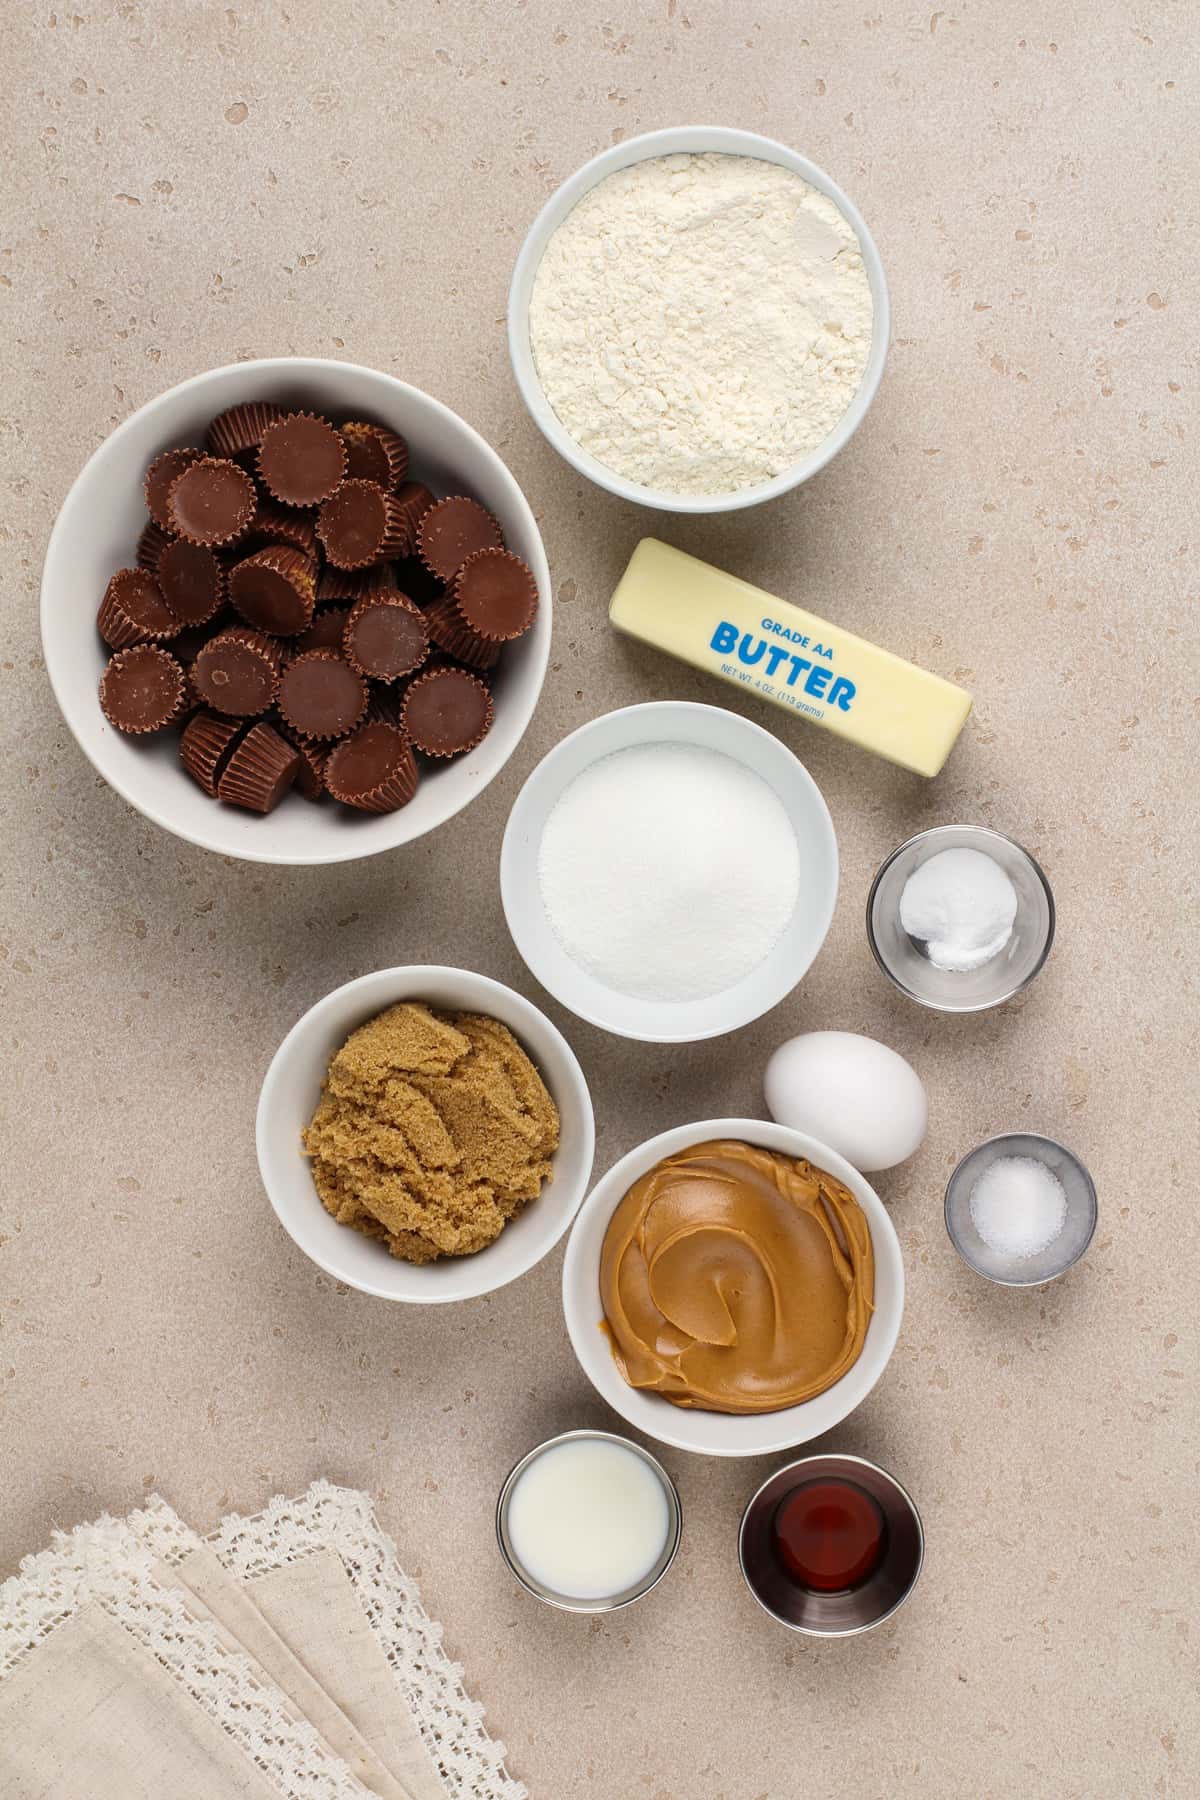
[303,1001,560,1263]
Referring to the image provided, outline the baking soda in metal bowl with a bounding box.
[535,741,801,1002]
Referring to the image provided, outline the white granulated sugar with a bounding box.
[536,742,801,1003]
[969,1156,1069,1260]
[529,152,873,495]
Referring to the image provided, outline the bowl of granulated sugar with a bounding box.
[500,701,838,1043]
[508,126,888,513]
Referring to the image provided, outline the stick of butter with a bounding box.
[609,539,972,778]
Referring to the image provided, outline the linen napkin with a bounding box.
[0,1482,524,1800]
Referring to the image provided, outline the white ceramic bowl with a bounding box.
[41,358,552,866]
[508,125,889,514]
[257,965,595,1303]
[500,701,838,1043]
[562,1118,904,1458]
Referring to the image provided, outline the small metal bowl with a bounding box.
[945,1132,1098,1286]
[495,1428,682,1614]
[867,824,1055,1013]
[739,1453,924,1637]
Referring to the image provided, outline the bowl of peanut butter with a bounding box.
[561,1119,903,1457]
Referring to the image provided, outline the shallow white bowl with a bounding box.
[500,701,838,1043]
[508,125,889,514]
[42,358,552,866]
[257,965,595,1303]
[562,1118,904,1458]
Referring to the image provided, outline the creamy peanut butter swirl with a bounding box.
[600,1139,874,1415]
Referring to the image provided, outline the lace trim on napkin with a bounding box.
[0,1514,367,1799]
[135,1481,525,1800]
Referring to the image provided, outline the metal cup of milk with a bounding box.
[496,1429,682,1612]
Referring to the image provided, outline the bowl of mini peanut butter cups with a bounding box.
[42,358,551,864]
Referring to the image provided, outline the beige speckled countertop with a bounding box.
[2,4,1198,1796]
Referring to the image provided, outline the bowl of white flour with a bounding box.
[508,126,888,513]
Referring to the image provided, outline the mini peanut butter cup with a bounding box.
[180,708,247,796]
[393,481,435,549]
[343,590,429,681]
[144,447,202,532]
[401,664,493,758]
[192,627,282,717]
[340,421,409,490]
[278,649,368,741]
[415,495,503,582]
[257,412,347,507]
[274,719,329,798]
[316,479,409,569]
[325,718,419,813]
[217,721,302,813]
[156,538,226,628]
[453,546,538,643]
[294,605,351,655]
[316,563,397,603]
[99,644,187,734]
[423,597,499,672]
[247,498,319,560]
[167,456,257,548]
[229,544,316,635]
[97,567,179,649]
[206,401,286,462]
[136,519,172,571]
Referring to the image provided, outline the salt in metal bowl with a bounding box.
[944,1131,1098,1287]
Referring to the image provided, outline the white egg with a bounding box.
[763,1031,928,1173]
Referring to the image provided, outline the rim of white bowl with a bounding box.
[256,964,596,1303]
[41,358,552,866]
[561,1117,904,1456]
[508,125,890,515]
[499,701,839,1044]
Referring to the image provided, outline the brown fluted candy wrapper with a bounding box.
[324,719,419,813]
[207,401,286,462]
[275,719,329,799]
[156,539,226,628]
[416,495,503,582]
[316,563,397,603]
[216,721,302,813]
[167,456,257,548]
[136,519,172,572]
[143,447,201,532]
[277,649,368,741]
[423,596,499,672]
[229,544,316,636]
[180,708,246,796]
[257,411,347,507]
[316,479,409,569]
[97,568,179,650]
[294,605,351,655]
[192,626,282,717]
[401,664,493,758]
[340,420,409,491]
[343,590,429,680]
[248,498,319,559]
[99,644,187,734]
[393,481,435,551]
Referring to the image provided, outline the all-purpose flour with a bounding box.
[529,152,873,495]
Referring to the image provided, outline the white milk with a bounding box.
[505,1438,671,1600]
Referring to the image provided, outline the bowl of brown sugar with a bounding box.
[257,965,595,1302]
